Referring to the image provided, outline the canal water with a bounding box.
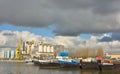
[0,62,120,74]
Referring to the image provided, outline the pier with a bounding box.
[0,60,25,63]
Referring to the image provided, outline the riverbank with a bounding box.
[0,60,25,63]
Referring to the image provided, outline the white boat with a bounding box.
[25,58,34,64]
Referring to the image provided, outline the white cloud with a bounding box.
[0,35,7,46]
[0,30,41,48]
[0,30,120,54]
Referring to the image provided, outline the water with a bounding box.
[0,62,120,74]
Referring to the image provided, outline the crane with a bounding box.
[16,37,23,59]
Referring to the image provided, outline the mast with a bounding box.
[16,37,23,59]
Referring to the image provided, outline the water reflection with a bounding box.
[38,68,80,74]
[15,62,21,74]
[80,69,120,74]
[80,70,100,74]
[0,62,120,74]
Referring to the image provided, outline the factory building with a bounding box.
[22,40,35,55]
[38,44,54,53]
[22,40,65,58]
[0,48,16,59]
[36,41,55,58]
[36,41,65,59]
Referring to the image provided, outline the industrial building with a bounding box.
[0,48,16,59]
[0,40,65,59]
[35,41,55,58]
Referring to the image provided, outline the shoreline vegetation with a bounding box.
[69,48,104,58]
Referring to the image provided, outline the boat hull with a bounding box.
[99,63,120,71]
[58,60,80,68]
[99,65,114,70]
[39,62,60,68]
[34,61,40,66]
[60,64,80,68]
[80,62,99,69]
[34,61,60,68]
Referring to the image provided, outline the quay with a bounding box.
[0,60,25,63]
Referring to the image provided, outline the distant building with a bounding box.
[23,40,65,58]
[36,43,55,58]
[0,49,4,58]
[38,44,54,53]
[10,50,16,59]
[108,54,120,59]
[0,48,16,59]
[24,40,35,55]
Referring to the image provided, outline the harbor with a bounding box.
[1,54,120,71]
[1,0,120,74]
[0,38,120,72]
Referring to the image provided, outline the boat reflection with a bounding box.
[80,70,100,74]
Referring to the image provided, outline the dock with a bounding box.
[0,60,25,63]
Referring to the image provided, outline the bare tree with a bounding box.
[96,48,104,56]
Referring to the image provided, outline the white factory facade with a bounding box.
[23,40,65,58]
[0,40,64,59]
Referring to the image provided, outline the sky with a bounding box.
[0,23,55,37]
[0,0,120,54]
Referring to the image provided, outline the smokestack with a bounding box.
[23,41,25,51]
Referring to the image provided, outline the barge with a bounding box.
[79,58,100,69]
[34,60,60,68]
[80,62,99,69]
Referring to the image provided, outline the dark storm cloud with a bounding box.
[99,32,120,42]
[92,0,120,15]
[2,32,14,36]
[111,33,120,40]
[99,36,112,42]
[1,30,15,36]
[0,0,120,36]
[0,46,16,48]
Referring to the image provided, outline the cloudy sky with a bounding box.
[0,0,120,54]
